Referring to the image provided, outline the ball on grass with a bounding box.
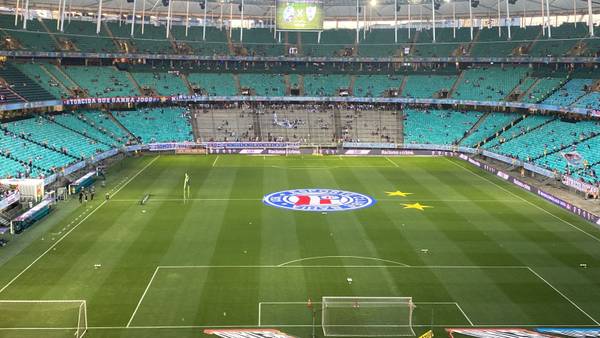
[142,210,146,213]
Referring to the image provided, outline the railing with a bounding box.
[2,49,600,65]
[4,94,596,117]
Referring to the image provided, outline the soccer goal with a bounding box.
[0,300,87,337]
[321,297,415,337]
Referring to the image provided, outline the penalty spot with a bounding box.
[347,277,353,284]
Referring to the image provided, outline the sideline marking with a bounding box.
[444,157,600,244]
[0,156,160,295]
[385,157,400,167]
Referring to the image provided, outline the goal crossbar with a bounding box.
[322,297,415,337]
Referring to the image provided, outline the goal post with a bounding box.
[321,297,415,337]
[0,300,87,337]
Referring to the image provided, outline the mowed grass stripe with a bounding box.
[0,155,599,338]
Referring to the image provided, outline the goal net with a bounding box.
[321,297,415,337]
[0,300,87,337]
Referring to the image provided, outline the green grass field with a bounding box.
[0,154,599,338]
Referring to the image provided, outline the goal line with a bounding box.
[0,300,87,337]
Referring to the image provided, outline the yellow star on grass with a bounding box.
[402,203,432,211]
[385,191,413,197]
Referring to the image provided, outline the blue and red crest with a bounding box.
[263,188,376,212]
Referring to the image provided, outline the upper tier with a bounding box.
[1,15,599,59]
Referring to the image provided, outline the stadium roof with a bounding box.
[0,0,596,23]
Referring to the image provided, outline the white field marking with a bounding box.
[444,157,600,244]
[2,324,600,331]
[108,198,521,203]
[158,265,528,269]
[269,165,396,169]
[527,267,600,325]
[110,198,262,202]
[127,266,160,327]
[277,256,410,267]
[212,155,220,167]
[455,302,474,326]
[385,157,399,167]
[0,155,160,295]
[258,301,463,326]
[0,299,86,303]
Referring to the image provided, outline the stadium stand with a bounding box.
[238,73,286,96]
[460,112,521,147]
[130,71,189,96]
[542,79,594,106]
[0,63,56,102]
[402,74,457,98]
[353,75,402,97]
[303,74,350,96]
[112,107,193,143]
[187,73,237,96]
[404,109,483,144]
[13,62,70,99]
[63,66,140,98]
[452,66,529,101]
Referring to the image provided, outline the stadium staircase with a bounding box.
[520,78,541,101]
[298,75,305,95]
[398,76,408,96]
[397,110,404,144]
[532,129,599,161]
[125,71,144,95]
[333,107,343,142]
[523,30,543,55]
[190,112,201,143]
[0,123,80,161]
[447,71,464,97]
[40,64,72,96]
[470,114,526,147]
[283,74,291,95]
[180,74,195,95]
[46,115,112,147]
[349,75,356,96]
[489,115,554,147]
[0,81,26,103]
[0,63,56,102]
[0,213,10,227]
[458,112,490,144]
[101,23,122,52]
[226,29,235,55]
[463,29,480,56]
[37,19,61,50]
[233,74,242,95]
[50,64,81,93]
[107,112,138,141]
[252,111,262,140]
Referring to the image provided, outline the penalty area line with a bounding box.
[0,155,160,295]
[527,267,599,325]
[212,155,220,167]
[127,266,160,327]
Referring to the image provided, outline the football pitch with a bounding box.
[0,154,599,338]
